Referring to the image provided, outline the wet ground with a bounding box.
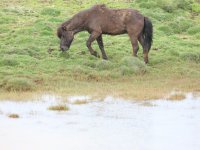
[0,94,200,150]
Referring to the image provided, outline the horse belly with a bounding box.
[101,23,126,35]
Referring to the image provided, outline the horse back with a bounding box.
[86,5,144,35]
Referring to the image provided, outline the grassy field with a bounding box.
[0,0,200,100]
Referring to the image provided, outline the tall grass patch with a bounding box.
[0,77,36,91]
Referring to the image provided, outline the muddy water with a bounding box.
[0,94,200,150]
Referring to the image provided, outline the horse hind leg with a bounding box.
[128,33,139,57]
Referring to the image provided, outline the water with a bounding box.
[0,94,200,150]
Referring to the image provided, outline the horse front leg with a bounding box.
[97,35,108,60]
[86,32,101,58]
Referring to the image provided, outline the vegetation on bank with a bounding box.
[0,0,200,99]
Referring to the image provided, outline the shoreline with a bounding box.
[0,77,199,101]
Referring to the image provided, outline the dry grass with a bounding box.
[48,104,69,111]
[0,91,43,101]
[8,113,20,118]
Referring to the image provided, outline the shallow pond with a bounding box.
[0,94,200,150]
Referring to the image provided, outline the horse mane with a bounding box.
[92,4,106,9]
[61,19,71,28]
[61,4,107,29]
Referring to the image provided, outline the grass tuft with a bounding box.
[48,104,69,111]
[8,113,20,118]
[120,57,147,75]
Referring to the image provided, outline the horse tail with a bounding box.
[142,17,153,52]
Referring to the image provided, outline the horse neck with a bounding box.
[67,12,87,34]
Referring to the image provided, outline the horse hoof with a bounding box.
[103,57,108,60]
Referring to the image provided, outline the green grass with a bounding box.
[0,0,200,99]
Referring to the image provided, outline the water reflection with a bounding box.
[0,94,200,150]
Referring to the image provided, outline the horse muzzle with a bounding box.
[60,46,69,52]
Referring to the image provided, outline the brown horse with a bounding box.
[57,4,153,63]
